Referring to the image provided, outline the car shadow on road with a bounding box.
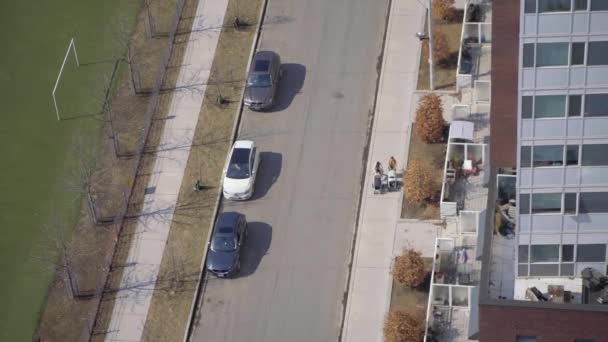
[266,63,306,112]
[251,152,282,200]
[238,221,272,277]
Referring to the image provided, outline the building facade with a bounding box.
[479,0,608,341]
[516,0,608,282]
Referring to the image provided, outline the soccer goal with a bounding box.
[52,38,80,121]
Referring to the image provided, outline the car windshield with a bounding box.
[211,235,237,252]
[226,148,250,179]
[247,74,272,87]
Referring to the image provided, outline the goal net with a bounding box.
[52,38,80,120]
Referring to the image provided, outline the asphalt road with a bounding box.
[190,0,389,341]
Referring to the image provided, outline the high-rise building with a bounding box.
[478,0,608,341]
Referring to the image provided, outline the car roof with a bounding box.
[215,211,242,231]
[233,140,254,149]
[250,51,277,74]
[253,59,271,72]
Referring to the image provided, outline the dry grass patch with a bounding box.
[401,127,445,220]
[384,310,425,342]
[387,258,432,342]
[416,14,463,91]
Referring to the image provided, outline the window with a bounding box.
[516,336,537,342]
[533,145,564,167]
[531,193,562,214]
[253,60,270,72]
[562,245,575,261]
[575,0,588,10]
[522,96,533,118]
[591,0,608,11]
[518,264,529,276]
[530,264,559,276]
[522,95,584,118]
[523,44,535,68]
[226,148,251,179]
[534,95,566,118]
[525,0,537,13]
[539,0,571,12]
[571,42,585,65]
[582,144,608,166]
[531,245,560,262]
[566,145,579,166]
[568,95,582,116]
[519,245,530,263]
[564,193,577,215]
[577,244,606,262]
[246,74,272,87]
[520,244,578,277]
[561,263,575,275]
[587,42,608,66]
[537,43,569,66]
[579,192,608,213]
[521,146,532,167]
[584,94,608,117]
[250,147,257,170]
[520,194,530,214]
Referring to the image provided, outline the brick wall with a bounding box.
[479,303,608,342]
[489,0,519,168]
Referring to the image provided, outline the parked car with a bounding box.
[243,50,281,110]
[222,140,260,200]
[206,212,248,278]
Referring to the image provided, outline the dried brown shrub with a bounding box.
[384,310,425,342]
[393,248,427,288]
[415,94,445,143]
[432,0,456,21]
[422,30,450,65]
[404,159,438,204]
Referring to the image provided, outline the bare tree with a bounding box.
[112,14,149,95]
[32,213,81,298]
[60,132,122,225]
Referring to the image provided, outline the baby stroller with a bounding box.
[373,173,388,194]
[387,169,397,191]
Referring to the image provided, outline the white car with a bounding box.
[222,140,260,200]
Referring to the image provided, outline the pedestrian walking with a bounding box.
[375,161,384,175]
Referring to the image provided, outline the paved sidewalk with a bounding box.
[341,0,427,341]
[104,0,228,341]
[394,220,440,258]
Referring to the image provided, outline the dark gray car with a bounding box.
[206,212,247,278]
[243,50,281,110]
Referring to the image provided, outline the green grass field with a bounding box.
[0,1,139,340]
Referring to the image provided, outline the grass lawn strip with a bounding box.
[0,1,142,340]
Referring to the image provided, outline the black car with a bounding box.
[206,212,247,278]
[243,50,281,110]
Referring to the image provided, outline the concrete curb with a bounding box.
[397,218,444,224]
[181,0,270,340]
[414,89,459,95]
